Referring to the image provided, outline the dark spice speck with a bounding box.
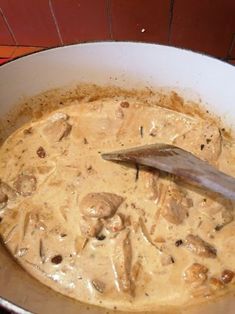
[51,254,63,264]
[175,239,183,247]
[215,224,223,231]
[37,146,46,158]
[200,144,205,150]
[96,234,106,241]
[120,101,129,108]
[139,125,144,137]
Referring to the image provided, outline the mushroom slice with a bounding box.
[14,175,37,196]
[80,192,124,219]
[43,113,72,142]
[105,214,124,233]
[111,229,133,294]
[79,216,103,238]
[185,234,217,258]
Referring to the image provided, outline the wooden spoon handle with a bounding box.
[102,144,235,200]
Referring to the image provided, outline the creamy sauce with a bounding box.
[0,89,234,312]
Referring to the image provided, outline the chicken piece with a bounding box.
[71,100,124,145]
[161,182,192,225]
[117,103,197,146]
[174,122,222,163]
[199,196,233,231]
[136,168,159,201]
[111,229,133,294]
[80,192,124,219]
[185,234,217,258]
[43,113,72,142]
[184,263,208,285]
[105,214,124,232]
[79,216,103,238]
[13,175,37,196]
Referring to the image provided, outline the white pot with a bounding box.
[0,42,234,314]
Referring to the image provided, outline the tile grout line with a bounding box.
[168,0,175,44]
[106,0,113,40]
[0,6,18,58]
[226,33,235,60]
[48,0,64,45]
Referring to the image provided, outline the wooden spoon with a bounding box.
[102,143,235,200]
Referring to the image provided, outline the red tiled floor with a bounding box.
[111,0,171,43]
[170,0,235,58]
[51,0,110,44]
[0,11,15,45]
[0,0,60,47]
[12,46,44,58]
[0,45,16,57]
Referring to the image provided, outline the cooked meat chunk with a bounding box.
[105,214,124,232]
[199,197,234,231]
[80,193,124,219]
[111,230,133,294]
[136,168,159,201]
[185,234,217,258]
[14,175,37,196]
[161,183,192,225]
[43,114,72,142]
[174,122,222,163]
[79,216,103,238]
[184,263,208,284]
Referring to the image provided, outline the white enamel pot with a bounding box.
[0,42,234,314]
